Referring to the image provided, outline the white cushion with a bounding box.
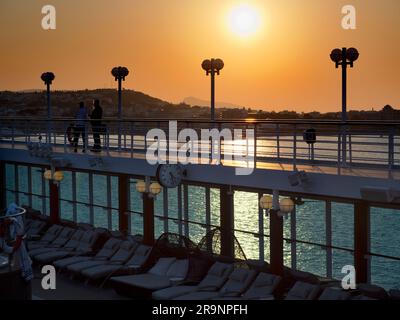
[149,257,176,276]
[166,259,189,280]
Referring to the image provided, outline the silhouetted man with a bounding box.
[90,99,103,152]
[74,102,87,152]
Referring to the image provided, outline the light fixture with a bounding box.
[136,179,162,198]
[111,66,130,150]
[279,198,295,216]
[52,171,64,182]
[43,168,64,184]
[43,169,53,180]
[202,58,224,121]
[136,180,147,193]
[149,182,162,196]
[259,195,273,210]
[259,192,295,219]
[330,47,359,122]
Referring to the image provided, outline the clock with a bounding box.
[156,164,185,188]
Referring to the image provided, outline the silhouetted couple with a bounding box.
[73,100,103,153]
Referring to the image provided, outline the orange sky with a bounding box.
[0,0,399,112]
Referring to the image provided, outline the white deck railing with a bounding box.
[0,117,399,172]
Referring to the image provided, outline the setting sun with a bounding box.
[228,4,261,37]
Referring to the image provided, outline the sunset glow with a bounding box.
[228,4,261,37]
[0,0,399,112]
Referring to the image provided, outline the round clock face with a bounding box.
[156,164,184,188]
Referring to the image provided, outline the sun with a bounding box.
[228,4,261,37]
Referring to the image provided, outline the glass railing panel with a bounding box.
[93,174,107,207]
[370,256,400,290]
[296,199,326,245]
[60,200,73,221]
[296,242,326,277]
[332,249,354,280]
[332,202,354,250]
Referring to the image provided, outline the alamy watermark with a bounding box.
[342,5,357,30]
[41,265,56,290]
[41,5,56,30]
[146,121,255,176]
[341,265,356,290]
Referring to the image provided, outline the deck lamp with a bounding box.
[202,58,224,121]
[149,182,162,196]
[111,66,129,150]
[53,171,64,182]
[43,169,64,184]
[260,193,294,219]
[279,198,295,217]
[330,47,359,165]
[41,72,55,143]
[330,47,359,122]
[136,180,147,193]
[43,169,53,180]
[259,195,273,211]
[136,179,162,198]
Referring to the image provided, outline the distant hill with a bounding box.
[0,89,398,121]
[183,96,244,109]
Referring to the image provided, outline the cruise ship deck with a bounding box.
[1,117,400,300]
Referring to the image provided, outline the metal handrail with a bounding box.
[1,117,399,173]
[1,116,400,126]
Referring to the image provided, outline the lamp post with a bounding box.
[41,72,55,143]
[135,178,162,245]
[202,59,224,122]
[330,47,359,165]
[259,191,295,276]
[111,66,129,150]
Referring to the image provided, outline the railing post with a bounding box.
[348,134,353,165]
[143,192,155,245]
[106,125,110,156]
[220,185,234,258]
[354,200,369,284]
[63,122,67,153]
[337,132,342,172]
[254,123,257,169]
[11,119,15,149]
[341,125,347,166]
[276,123,280,159]
[270,191,284,276]
[49,178,60,225]
[0,161,5,209]
[118,174,129,236]
[258,192,265,262]
[130,122,134,158]
[293,124,297,171]
[388,128,395,171]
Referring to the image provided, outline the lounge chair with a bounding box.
[53,237,122,270]
[285,281,321,300]
[66,240,136,275]
[174,268,257,300]
[28,226,75,257]
[80,244,152,281]
[152,261,234,300]
[31,228,84,261]
[27,224,64,250]
[25,220,47,239]
[216,272,282,300]
[111,257,190,298]
[34,229,99,264]
[318,287,351,300]
[356,283,389,300]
